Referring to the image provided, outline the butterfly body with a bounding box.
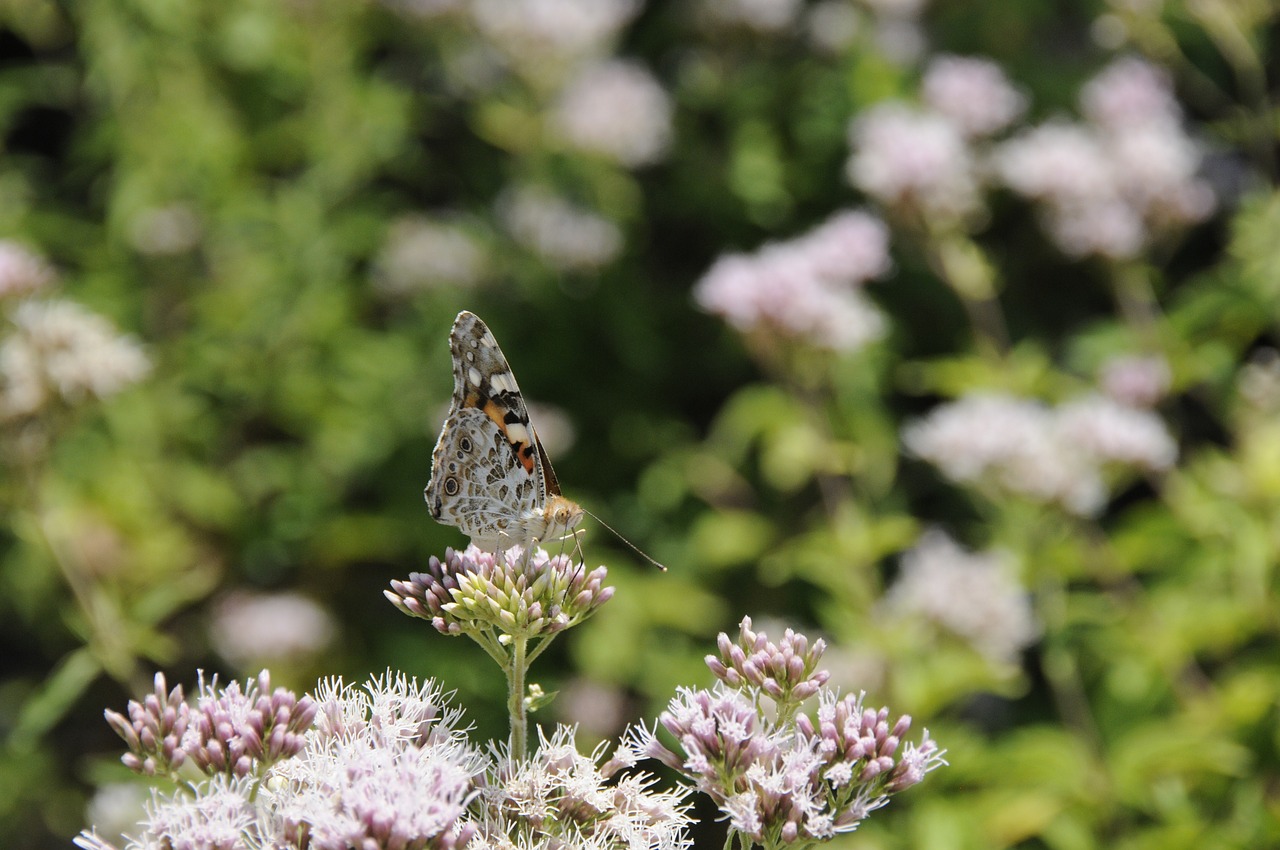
[426,311,584,551]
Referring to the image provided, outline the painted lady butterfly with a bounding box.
[425,311,584,552]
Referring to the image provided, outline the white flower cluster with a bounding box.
[694,209,891,351]
[903,392,1177,515]
[472,725,693,850]
[374,215,489,296]
[551,59,673,167]
[1,299,150,421]
[847,56,1023,222]
[993,57,1214,259]
[499,186,624,271]
[883,531,1038,666]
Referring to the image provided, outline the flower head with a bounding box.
[706,616,831,706]
[475,726,692,850]
[387,545,614,642]
[104,673,192,778]
[183,670,317,777]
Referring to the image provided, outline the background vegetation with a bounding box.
[1,0,1278,847]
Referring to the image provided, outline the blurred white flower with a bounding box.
[499,186,623,271]
[847,102,981,221]
[0,240,55,298]
[210,591,338,668]
[0,300,150,420]
[992,58,1214,259]
[859,0,927,17]
[694,208,891,352]
[994,122,1117,207]
[922,55,1026,137]
[471,0,638,66]
[700,0,804,32]
[84,783,148,849]
[557,677,628,739]
[374,215,488,296]
[884,530,1038,666]
[1100,354,1171,407]
[127,205,202,256]
[552,59,673,167]
[1055,395,1177,472]
[904,391,1177,515]
[806,1,862,53]
[904,393,1105,515]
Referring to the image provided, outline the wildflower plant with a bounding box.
[80,553,942,850]
[386,544,614,759]
[624,618,946,850]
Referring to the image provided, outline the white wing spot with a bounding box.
[468,366,483,387]
[506,422,530,445]
[490,371,518,394]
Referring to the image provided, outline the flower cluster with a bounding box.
[386,544,614,641]
[903,392,1177,515]
[622,620,944,849]
[104,671,317,780]
[993,57,1214,258]
[474,725,693,850]
[0,298,150,421]
[882,531,1038,665]
[694,209,891,352]
[79,673,482,850]
[706,615,831,709]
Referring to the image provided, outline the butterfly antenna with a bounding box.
[582,508,668,572]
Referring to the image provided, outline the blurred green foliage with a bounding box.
[1,0,1279,848]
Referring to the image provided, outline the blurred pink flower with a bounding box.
[847,103,981,221]
[694,209,891,352]
[1100,354,1171,407]
[922,55,1026,137]
[0,241,55,298]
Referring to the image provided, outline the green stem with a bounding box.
[508,636,529,761]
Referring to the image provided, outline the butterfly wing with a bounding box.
[425,311,554,548]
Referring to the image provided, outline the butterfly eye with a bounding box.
[443,477,459,496]
[459,436,473,453]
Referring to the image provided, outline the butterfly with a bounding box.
[425,311,585,553]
